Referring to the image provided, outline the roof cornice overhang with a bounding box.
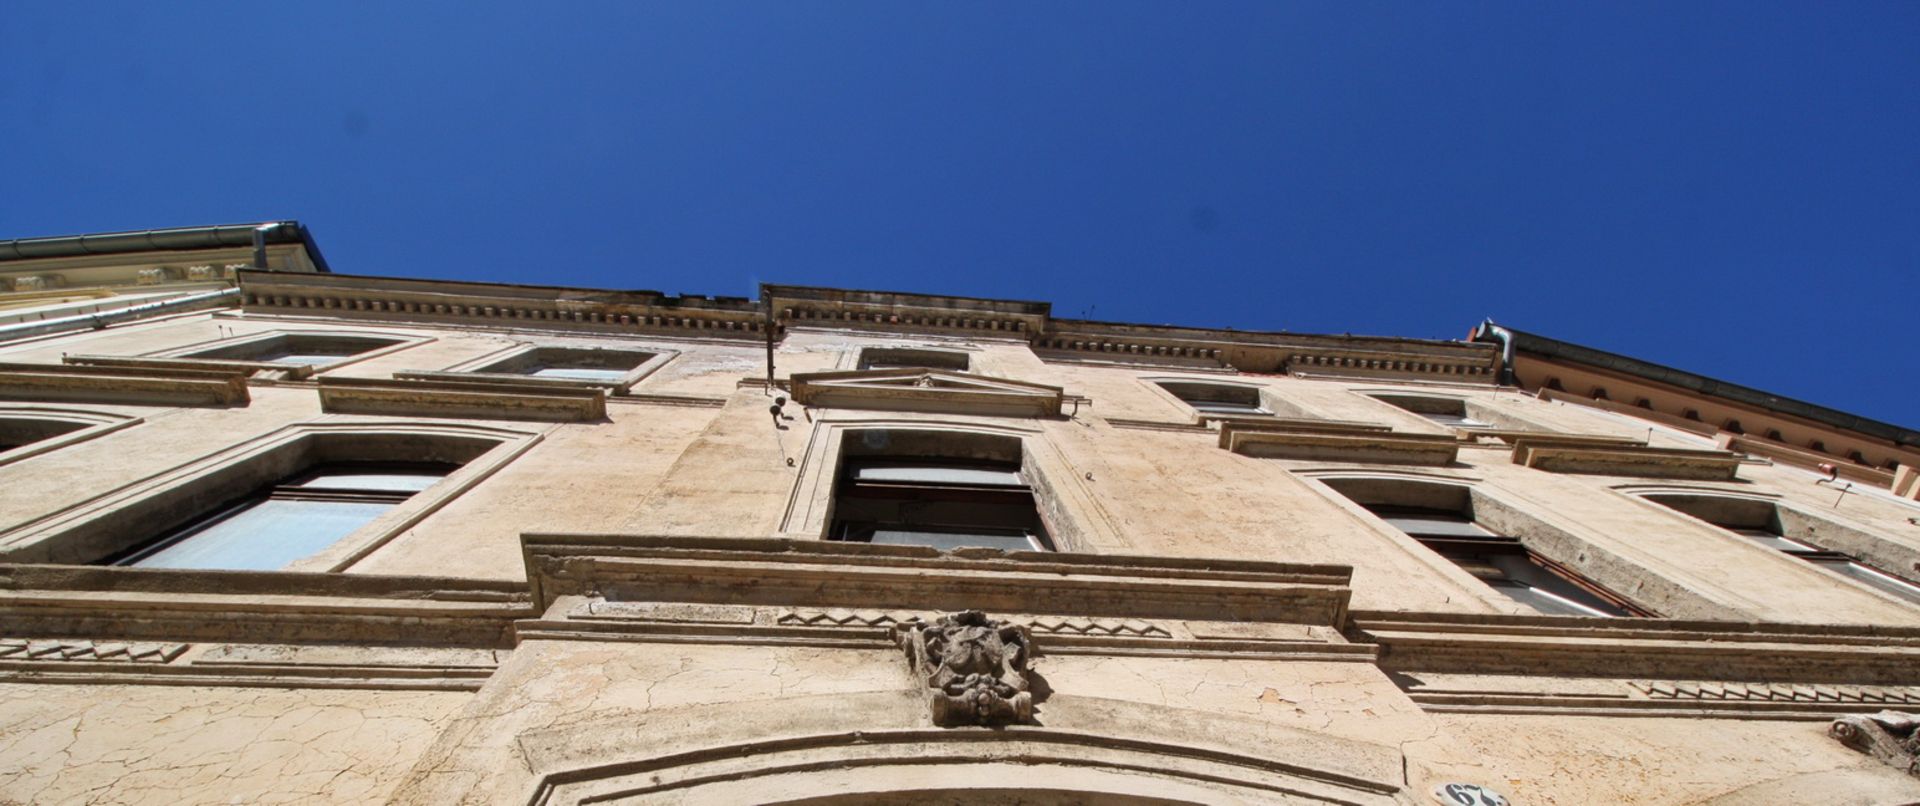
[0,221,330,274]
[1476,323,1919,451]
[234,272,1496,383]
[239,270,770,341]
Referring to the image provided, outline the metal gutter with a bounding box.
[1471,322,1919,449]
[0,221,331,273]
[0,288,241,345]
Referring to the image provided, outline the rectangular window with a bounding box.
[1726,527,1920,604]
[184,333,404,368]
[858,348,970,372]
[829,459,1050,552]
[474,347,655,384]
[1158,382,1268,415]
[1376,508,1644,617]
[1371,395,1490,429]
[114,463,452,571]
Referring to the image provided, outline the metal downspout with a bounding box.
[1475,319,1518,387]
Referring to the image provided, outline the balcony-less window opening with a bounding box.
[1371,394,1488,429]
[183,333,405,368]
[1724,528,1920,603]
[858,348,969,372]
[1158,381,1268,415]
[112,462,455,571]
[473,347,655,383]
[1373,507,1645,617]
[0,417,88,454]
[829,458,1051,552]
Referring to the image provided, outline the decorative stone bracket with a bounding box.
[894,610,1034,727]
[1829,710,1920,776]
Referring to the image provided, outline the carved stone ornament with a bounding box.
[895,610,1034,727]
[1829,710,1920,776]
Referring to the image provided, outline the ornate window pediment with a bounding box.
[790,369,1064,418]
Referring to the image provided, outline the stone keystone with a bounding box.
[894,610,1034,727]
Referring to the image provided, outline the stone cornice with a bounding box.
[789,369,1065,418]
[1349,610,1920,686]
[521,534,1354,626]
[1040,319,1500,383]
[64,353,316,381]
[235,273,1501,387]
[317,376,608,422]
[0,564,529,648]
[0,361,251,407]
[1510,438,1743,481]
[239,270,769,342]
[1220,422,1461,465]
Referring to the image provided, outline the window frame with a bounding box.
[776,421,1110,552]
[1153,380,1271,417]
[0,422,540,570]
[151,329,429,373]
[827,457,1054,552]
[1372,506,1653,617]
[0,407,142,470]
[411,342,677,394]
[109,461,457,570]
[856,347,971,372]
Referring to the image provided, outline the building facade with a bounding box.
[2,222,1920,805]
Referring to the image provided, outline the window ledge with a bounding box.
[318,377,606,422]
[0,361,251,407]
[1219,422,1459,466]
[1510,439,1741,481]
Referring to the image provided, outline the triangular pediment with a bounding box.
[790,369,1063,417]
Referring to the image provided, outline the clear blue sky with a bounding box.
[3,4,1915,426]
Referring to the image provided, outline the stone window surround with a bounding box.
[1297,469,1724,619]
[424,340,679,394]
[834,343,978,372]
[0,420,542,570]
[776,417,1113,553]
[1617,483,1920,611]
[147,328,434,373]
[1351,388,1556,433]
[0,406,142,470]
[1139,375,1325,422]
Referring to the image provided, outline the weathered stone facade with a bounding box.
[1,224,1919,804]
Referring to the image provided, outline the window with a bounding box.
[0,417,87,454]
[1372,394,1489,429]
[858,348,970,372]
[181,333,405,368]
[1373,507,1643,617]
[472,347,656,384]
[1648,494,1920,605]
[112,462,454,571]
[829,457,1051,552]
[1158,381,1269,415]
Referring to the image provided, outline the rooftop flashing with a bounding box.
[0,221,331,273]
[1476,322,1918,448]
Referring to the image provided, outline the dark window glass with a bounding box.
[1159,382,1267,415]
[858,349,969,371]
[1372,507,1641,617]
[1725,525,1920,605]
[115,463,454,571]
[830,458,1050,552]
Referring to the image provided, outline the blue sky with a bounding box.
[3,3,1915,426]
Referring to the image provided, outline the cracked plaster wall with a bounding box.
[0,683,468,805]
[1434,712,1920,805]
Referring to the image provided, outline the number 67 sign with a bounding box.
[1433,782,1511,806]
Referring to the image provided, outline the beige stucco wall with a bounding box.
[0,683,468,805]
[5,308,1920,804]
